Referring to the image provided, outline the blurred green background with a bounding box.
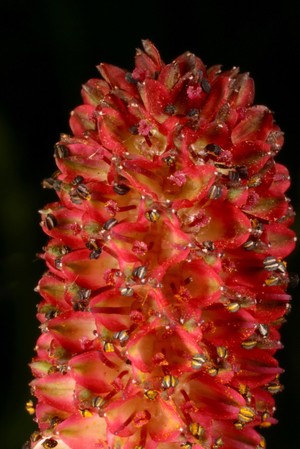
[0,1,299,448]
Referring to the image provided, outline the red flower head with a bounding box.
[25,40,296,449]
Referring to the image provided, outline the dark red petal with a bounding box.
[232,106,273,144]
[81,78,110,105]
[69,105,96,136]
[201,74,232,121]
[229,72,255,108]
[98,63,137,96]
[269,163,291,195]
[187,376,245,420]
[139,79,172,121]
[231,140,271,176]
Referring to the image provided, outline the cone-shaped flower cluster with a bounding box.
[26,40,296,449]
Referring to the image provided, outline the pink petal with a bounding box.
[127,323,201,373]
[38,273,71,311]
[69,350,122,393]
[57,413,107,449]
[147,399,183,441]
[90,288,134,331]
[31,373,76,413]
[48,311,97,353]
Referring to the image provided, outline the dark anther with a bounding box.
[103,217,118,231]
[72,175,84,185]
[187,108,199,117]
[164,104,176,115]
[236,165,249,179]
[228,170,240,182]
[113,183,130,195]
[45,214,57,230]
[125,72,138,84]
[76,184,91,200]
[54,143,69,158]
[205,143,222,156]
[129,125,139,135]
[201,78,211,94]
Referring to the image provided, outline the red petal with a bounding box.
[135,40,163,78]
[218,423,262,449]
[234,347,283,388]
[202,307,256,346]
[62,248,119,289]
[40,204,84,248]
[38,272,70,311]
[105,394,143,437]
[159,61,181,90]
[243,193,288,222]
[262,222,296,258]
[187,376,245,420]
[196,202,251,249]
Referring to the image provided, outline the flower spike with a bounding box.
[25,40,296,449]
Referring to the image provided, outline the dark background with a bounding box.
[1,1,299,448]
